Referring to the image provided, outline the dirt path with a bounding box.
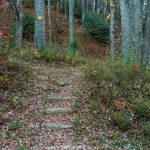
[28,61,98,149]
[29,61,82,148]
[2,61,95,150]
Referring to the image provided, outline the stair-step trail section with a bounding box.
[31,65,84,148]
[42,95,76,131]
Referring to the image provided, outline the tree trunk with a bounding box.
[110,0,116,61]
[94,0,98,12]
[56,0,59,24]
[48,0,52,45]
[15,19,23,50]
[34,0,46,50]
[15,0,23,50]
[129,0,143,63]
[69,0,74,55]
[0,36,2,51]
[86,0,89,13]
[82,0,85,22]
[145,0,150,64]
[119,0,132,62]
[64,0,67,20]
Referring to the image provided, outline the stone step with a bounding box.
[57,80,68,86]
[47,96,77,101]
[46,84,59,91]
[42,107,73,115]
[43,123,73,130]
[44,145,95,150]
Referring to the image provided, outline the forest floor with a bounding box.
[0,58,98,149]
[1,56,149,149]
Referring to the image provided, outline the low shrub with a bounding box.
[9,120,25,131]
[13,96,28,109]
[17,46,65,62]
[15,45,82,64]
[85,60,150,105]
[0,51,8,71]
[135,101,150,121]
[39,48,65,62]
[141,121,150,137]
[84,59,150,130]
[23,0,34,8]
[23,13,34,40]
[111,111,133,131]
[74,0,82,18]
[0,51,32,111]
[82,12,110,43]
[16,146,27,150]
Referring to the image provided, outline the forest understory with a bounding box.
[1,51,150,149]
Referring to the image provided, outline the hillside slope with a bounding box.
[24,6,109,56]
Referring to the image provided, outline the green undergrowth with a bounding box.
[0,51,33,121]
[82,12,110,44]
[75,58,150,147]
[17,45,84,65]
[0,119,35,145]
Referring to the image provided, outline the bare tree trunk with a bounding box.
[56,0,59,24]
[119,0,132,62]
[110,0,116,61]
[34,0,46,50]
[69,0,74,55]
[82,0,85,22]
[48,0,52,45]
[145,0,150,64]
[86,0,89,13]
[0,36,2,51]
[129,0,143,63]
[64,0,67,20]
[94,0,98,12]
[15,0,23,50]
[15,19,23,50]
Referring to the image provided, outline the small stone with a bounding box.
[57,80,68,86]
[47,96,77,101]
[43,123,73,129]
[42,107,73,114]
[46,84,58,91]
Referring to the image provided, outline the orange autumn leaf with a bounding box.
[114,99,126,111]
